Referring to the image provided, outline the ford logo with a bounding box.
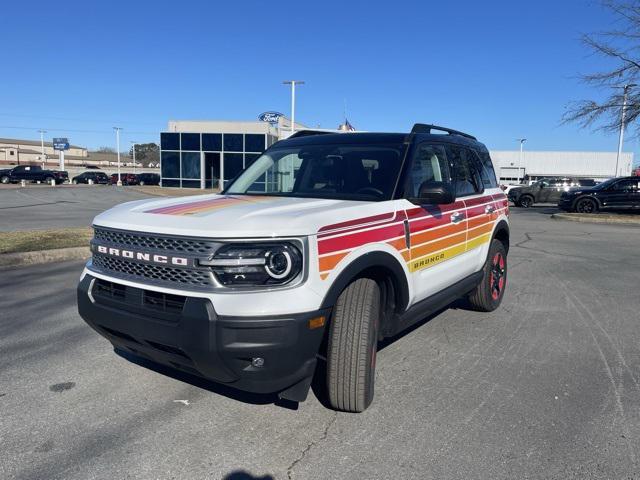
[258,111,284,123]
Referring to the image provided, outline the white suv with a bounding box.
[78,124,509,412]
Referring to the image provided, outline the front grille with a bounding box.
[92,254,214,288]
[93,227,218,254]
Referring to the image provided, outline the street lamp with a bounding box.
[130,141,137,175]
[516,138,526,183]
[283,80,304,134]
[38,129,47,168]
[615,83,637,177]
[113,127,122,186]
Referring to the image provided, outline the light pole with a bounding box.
[38,129,47,168]
[615,83,636,177]
[113,127,122,186]
[130,141,137,175]
[283,80,304,134]
[516,138,526,183]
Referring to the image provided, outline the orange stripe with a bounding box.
[320,273,329,280]
[468,222,494,236]
[401,250,411,262]
[467,214,492,229]
[387,237,406,250]
[410,231,466,260]
[410,222,465,248]
[319,251,349,272]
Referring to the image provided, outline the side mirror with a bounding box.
[413,181,456,205]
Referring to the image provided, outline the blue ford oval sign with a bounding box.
[258,111,284,123]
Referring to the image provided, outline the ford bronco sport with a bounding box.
[78,124,509,413]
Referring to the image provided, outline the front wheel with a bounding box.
[575,197,598,213]
[139,180,145,186]
[518,195,534,208]
[326,278,380,413]
[468,239,508,312]
[72,179,78,185]
[0,176,9,184]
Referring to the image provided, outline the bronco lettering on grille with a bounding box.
[95,245,189,266]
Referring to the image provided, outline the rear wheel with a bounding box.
[0,176,9,184]
[518,195,534,208]
[72,179,78,185]
[468,239,508,312]
[326,278,380,413]
[139,180,145,186]
[575,197,598,213]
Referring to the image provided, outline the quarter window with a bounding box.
[446,145,483,197]
[475,150,498,188]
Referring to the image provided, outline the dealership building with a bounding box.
[159,119,635,189]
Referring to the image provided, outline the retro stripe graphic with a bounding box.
[145,195,273,216]
[317,193,508,280]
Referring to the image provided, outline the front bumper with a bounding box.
[557,198,574,211]
[77,274,329,397]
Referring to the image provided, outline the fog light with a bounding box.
[251,357,265,368]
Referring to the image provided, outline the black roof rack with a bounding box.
[411,123,477,140]
[287,130,336,139]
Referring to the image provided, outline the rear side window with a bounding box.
[446,145,483,197]
[475,149,498,188]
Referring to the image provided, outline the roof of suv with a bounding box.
[274,131,488,150]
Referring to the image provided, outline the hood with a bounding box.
[92,193,393,238]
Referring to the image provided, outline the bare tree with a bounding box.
[563,1,640,136]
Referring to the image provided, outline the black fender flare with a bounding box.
[492,219,510,252]
[319,251,410,311]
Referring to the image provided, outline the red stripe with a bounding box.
[463,194,494,207]
[318,223,405,255]
[318,211,397,233]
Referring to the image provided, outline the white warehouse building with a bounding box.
[490,150,634,184]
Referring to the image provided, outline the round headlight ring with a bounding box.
[265,249,292,279]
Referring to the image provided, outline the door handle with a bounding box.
[450,211,465,224]
[485,205,496,214]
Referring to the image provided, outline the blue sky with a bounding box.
[1,0,637,164]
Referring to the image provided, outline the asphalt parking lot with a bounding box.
[0,186,152,231]
[1,209,640,479]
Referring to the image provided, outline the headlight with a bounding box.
[200,242,303,287]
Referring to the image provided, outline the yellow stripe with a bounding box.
[409,242,467,272]
[466,232,492,251]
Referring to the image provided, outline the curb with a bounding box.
[551,213,640,226]
[0,246,90,269]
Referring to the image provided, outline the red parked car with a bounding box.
[110,173,139,185]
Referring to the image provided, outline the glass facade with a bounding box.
[159,132,276,189]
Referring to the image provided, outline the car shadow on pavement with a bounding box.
[114,348,281,407]
[222,471,274,480]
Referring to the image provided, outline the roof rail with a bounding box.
[287,130,336,139]
[411,123,477,140]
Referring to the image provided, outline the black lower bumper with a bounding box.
[77,274,329,400]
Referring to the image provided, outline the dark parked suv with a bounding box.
[136,173,160,186]
[509,177,597,208]
[72,171,110,184]
[558,176,639,213]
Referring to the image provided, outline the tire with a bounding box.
[575,197,598,213]
[72,179,78,185]
[518,195,534,208]
[326,278,380,413]
[139,180,145,186]
[0,176,9,184]
[468,239,508,312]
[44,176,54,184]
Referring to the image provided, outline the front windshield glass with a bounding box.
[593,177,616,189]
[225,143,405,201]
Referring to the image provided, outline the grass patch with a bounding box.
[0,227,93,254]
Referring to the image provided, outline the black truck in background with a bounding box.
[0,165,68,185]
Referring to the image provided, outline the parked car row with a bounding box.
[71,172,160,186]
[508,176,639,212]
[508,177,599,208]
[0,165,68,185]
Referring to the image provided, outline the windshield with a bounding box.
[592,178,616,190]
[225,143,405,201]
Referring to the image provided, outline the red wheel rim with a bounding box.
[489,252,506,300]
